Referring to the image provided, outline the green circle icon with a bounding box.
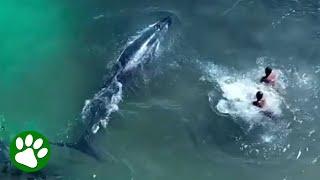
[10,131,51,173]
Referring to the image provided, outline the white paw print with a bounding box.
[14,134,48,168]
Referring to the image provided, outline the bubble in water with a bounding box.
[262,135,275,143]
[296,150,302,159]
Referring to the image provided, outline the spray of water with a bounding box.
[200,57,320,160]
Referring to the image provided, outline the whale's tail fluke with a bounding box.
[50,133,107,161]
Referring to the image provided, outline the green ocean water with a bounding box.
[0,0,90,137]
[1,0,320,179]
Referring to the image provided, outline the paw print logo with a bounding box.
[10,131,51,172]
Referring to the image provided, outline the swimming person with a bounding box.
[260,67,277,85]
[252,91,276,118]
[252,91,266,108]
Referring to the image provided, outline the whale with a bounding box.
[54,16,173,160]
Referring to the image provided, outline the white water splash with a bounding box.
[124,33,158,72]
[82,81,123,134]
[201,57,320,161]
[203,63,283,129]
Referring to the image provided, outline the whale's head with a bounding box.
[117,16,173,72]
[142,16,172,48]
[154,16,172,31]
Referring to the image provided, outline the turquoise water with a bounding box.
[1,0,320,179]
